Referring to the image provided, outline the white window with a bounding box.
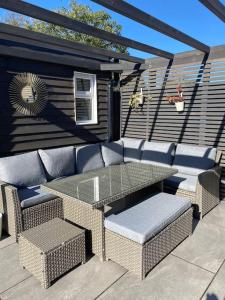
[74,72,97,125]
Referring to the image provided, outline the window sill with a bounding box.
[76,121,98,126]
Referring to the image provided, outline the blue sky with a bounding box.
[0,0,225,58]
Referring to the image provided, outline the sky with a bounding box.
[0,0,225,58]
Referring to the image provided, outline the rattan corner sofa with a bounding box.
[0,138,222,241]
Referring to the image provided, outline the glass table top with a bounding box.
[42,162,177,208]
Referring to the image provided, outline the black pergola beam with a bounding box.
[0,23,145,64]
[199,0,225,23]
[0,0,174,59]
[100,63,149,72]
[0,44,101,69]
[92,0,210,53]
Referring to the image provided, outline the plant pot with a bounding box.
[138,95,144,105]
[175,101,184,112]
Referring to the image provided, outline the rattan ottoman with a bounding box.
[19,218,86,288]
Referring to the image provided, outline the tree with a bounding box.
[2,0,127,54]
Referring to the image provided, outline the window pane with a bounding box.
[76,78,91,92]
[76,98,92,122]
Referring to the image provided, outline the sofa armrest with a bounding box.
[1,182,23,236]
[197,166,221,200]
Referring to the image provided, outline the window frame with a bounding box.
[74,71,98,125]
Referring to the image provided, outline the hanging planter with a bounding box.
[129,88,152,109]
[166,84,184,112]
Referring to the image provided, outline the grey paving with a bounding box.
[202,260,225,300]
[0,244,31,293]
[1,201,225,300]
[202,200,225,229]
[98,255,213,300]
[0,253,126,300]
[172,221,225,273]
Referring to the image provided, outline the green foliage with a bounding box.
[2,0,127,53]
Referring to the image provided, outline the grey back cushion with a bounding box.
[38,146,75,180]
[173,143,217,175]
[0,151,47,188]
[76,144,105,174]
[121,138,144,162]
[141,141,175,167]
[101,140,124,167]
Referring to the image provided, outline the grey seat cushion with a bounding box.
[101,140,124,167]
[76,144,105,174]
[39,146,75,180]
[141,141,175,167]
[173,144,216,175]
[121,138,144,162]
[0,151,47,188]
[105,192,191,244]
[165,173,198,192]
[18,185,56,209]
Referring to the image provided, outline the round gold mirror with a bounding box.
[9,73,48,116]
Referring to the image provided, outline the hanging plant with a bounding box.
[166,84,184,112]
[129,88,152,109]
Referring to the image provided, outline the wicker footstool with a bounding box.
[19,218,86,288]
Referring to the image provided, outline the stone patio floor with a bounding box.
[1,201,225,300]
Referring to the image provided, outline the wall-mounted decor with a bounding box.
[9,73,48,116]
[166,84,184,112]
[129,88,152,109]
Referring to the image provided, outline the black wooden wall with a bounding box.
[0,56,110,156]
[120,46,225,199]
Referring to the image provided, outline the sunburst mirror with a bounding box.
[9,73,48,116]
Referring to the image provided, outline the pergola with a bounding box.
[0,0,224,72]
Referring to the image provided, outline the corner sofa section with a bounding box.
[0,138,222,238]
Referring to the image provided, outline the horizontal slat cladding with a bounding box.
[0,56,110,155]
[121,59,225,198]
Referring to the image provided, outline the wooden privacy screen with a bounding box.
[121,48,225,198]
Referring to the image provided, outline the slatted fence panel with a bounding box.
[121,57,225,199]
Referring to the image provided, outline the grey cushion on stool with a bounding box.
[173,144,217,175]
[121,138,144,162]
[105,192,191,244]
[76,144,105,174]
[165,173,198,192]
[18,185,56,208]
[39,146,75,180]
[101,140,124,167]
[141,141,175,167]
[0,151,47,188]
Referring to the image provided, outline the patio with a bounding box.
[0,0,225,299]
[0,200,225,300]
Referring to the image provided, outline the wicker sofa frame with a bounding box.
[165,151,222,219]
[105,207,193,279]
[0,180,63,238]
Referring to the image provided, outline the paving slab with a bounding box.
[98,254,213,300]
[0,255,126,300]
[0,244,31,294]
[202,201,225,229]
[0,234,16,249]
[172,221,225,273]
[202,260,225,300]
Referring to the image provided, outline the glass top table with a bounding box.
[42,162,177,209]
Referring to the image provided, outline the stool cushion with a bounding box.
[18,185,56,209]
[101,140,124,167]
[105,192,191,244]
[165,173,198,192]
[121,138,144,162]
